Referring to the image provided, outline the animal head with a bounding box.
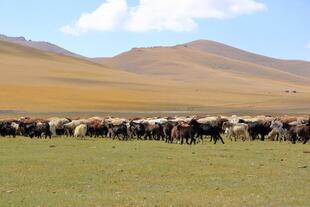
[188,119,198,126]
[222,121,232,130]
[270,120,283,129]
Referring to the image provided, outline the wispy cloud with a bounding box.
[60,25,80,36]
[61,0,266,35]
[307,43,310,49]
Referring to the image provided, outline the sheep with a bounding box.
[74,124,88,138]
[105,117,128,125]
[48,118,70,136]
[224,123,249,141]
[267,128,279,141]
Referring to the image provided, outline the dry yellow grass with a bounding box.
[102,46,310,85]
[1,40,310,114]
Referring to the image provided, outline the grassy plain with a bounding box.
[0,137,309,207]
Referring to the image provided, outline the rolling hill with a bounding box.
[179,40,310,78]
[0,40,192,113]
[1,37,310,115]
[98,40,310,84]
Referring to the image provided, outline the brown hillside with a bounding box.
[1,39,310,114]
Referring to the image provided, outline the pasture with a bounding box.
[0,137,309,207]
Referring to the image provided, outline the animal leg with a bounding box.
[213,136,217,144]
[303,137,309,144]
[218,134,225,144]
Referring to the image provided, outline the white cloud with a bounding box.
[127,0,266,32]
[307,43,310,49]
[62,0,128,35]
[62,0,266,34]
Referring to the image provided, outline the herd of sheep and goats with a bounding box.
[0,115,309,144]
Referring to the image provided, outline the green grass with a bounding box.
[0,137,309,207]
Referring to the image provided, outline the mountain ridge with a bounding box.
[177,39,310,77]
[98,40,310,86]
[0,34,84,59]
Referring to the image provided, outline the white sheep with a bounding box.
[74,124,88,138]
[48,117,70,136]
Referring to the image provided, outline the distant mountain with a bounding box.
[97,40,310,86]
[0,34,84,59]
[178,40,310,78]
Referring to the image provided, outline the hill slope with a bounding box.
[180,40,310,78]
[0,40,193,112]
[99,40,310,84]
[1,39,310,114]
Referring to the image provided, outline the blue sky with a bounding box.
[0,0,309,60]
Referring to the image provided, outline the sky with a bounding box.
[0,0,309,60]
